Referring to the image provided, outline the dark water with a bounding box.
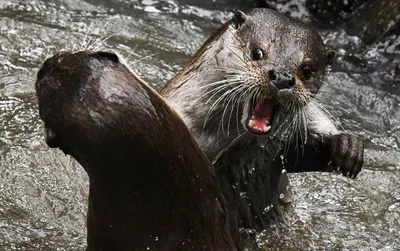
[0,0,399,250]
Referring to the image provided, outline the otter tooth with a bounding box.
[263,125,271,133]
[248,119,256,128]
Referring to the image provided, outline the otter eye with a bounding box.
[251,48,264,60]
[302,65,312,79]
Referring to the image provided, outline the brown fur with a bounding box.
[160,8,364,230]
[35,51,241,251]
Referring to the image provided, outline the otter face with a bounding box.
[228,9,336,136]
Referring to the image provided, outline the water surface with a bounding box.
[0,0,399,250]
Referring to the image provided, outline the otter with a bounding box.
[35,51,241,250]
[161,8,364,230]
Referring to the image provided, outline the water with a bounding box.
[0,0,399,250]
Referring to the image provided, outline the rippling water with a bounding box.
[0,0,399,250]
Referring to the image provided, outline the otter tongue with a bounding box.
[248,100,273,133]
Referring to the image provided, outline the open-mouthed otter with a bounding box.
[35,51,241,250]
[161,8,364,230]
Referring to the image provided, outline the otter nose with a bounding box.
[268,70,296,90]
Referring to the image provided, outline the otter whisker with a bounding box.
[225,44,253,68]
[226,28,256,67]
[131,52,159,65]
[200,79,243,105]
[212,132,246,165]
[213,69,246,79]
[226,92,241,137]
[81,22,93,48]
[76,21,94,51]
[204,84,244,130]
[93,34,116,51]
[228,84,254,135]
[271,103,299,157]
[280,106,294,156]
[294,106,305,156]
[84,37,94,50]
[223,54,247,70]
[207,82,243,111]
[221,85,247,136]
[199,78,242,90]
[234,85,258,135]
[227,27,246,47]
[124,45,140,63]
[213,66,246,74]
[309,99,343,131]
[192,82,236,108]
[87,33,115,51]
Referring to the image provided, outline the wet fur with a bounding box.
[35,51,241,250]
[161,8,363,229]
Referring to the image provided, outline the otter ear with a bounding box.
[326,50,337,65]
[232,10,248,29]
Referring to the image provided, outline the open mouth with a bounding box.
[242,98,276,135]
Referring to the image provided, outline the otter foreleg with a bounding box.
[283,133,364,179]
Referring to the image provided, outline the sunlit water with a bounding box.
[0,0,398,250]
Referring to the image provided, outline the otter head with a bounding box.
[35,50,122,157]
[229,9,336,137]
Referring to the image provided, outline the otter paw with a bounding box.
[328,134,364,179]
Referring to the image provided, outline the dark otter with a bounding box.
[35,51,241,250]
[161,8,364,230]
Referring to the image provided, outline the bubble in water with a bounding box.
[154,236,158,241]
[280,154,287,167]
[279,193,285,199]
[264,206,271,213]
[240,192,247,198]
[146,246,150,250]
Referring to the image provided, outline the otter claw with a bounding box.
[328,134,364,179]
